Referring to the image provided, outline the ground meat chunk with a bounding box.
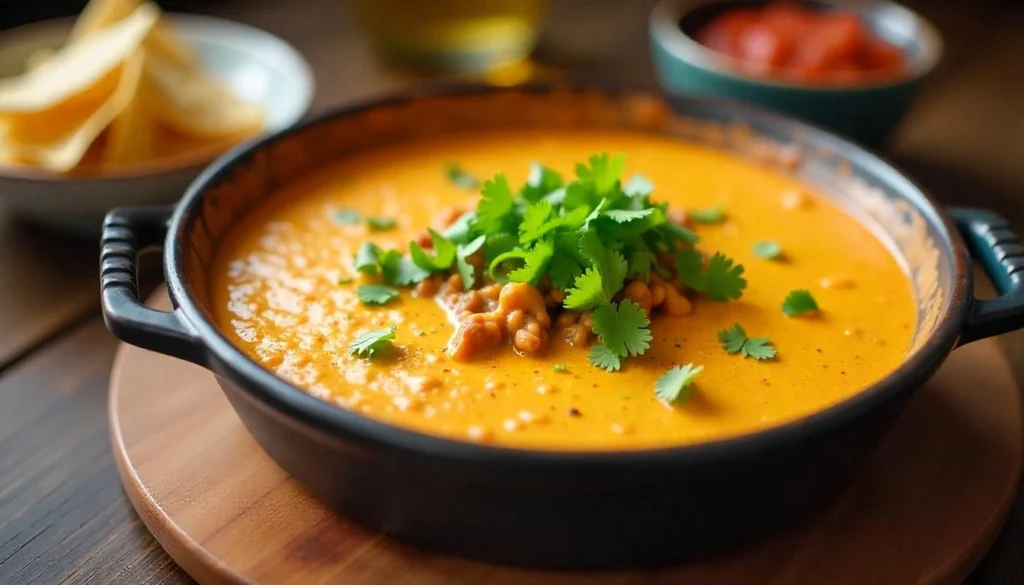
[448,283,551,359]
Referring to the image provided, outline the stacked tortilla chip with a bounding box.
[0,0,264,173]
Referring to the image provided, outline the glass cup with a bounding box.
[351,0,548,72]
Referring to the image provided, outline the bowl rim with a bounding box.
[164,83,971,475]
[0,12,313,183]
[650,0,944,92]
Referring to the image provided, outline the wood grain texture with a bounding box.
[0,318,191,585]
[0,209,99,368]
[107,294,1023,585]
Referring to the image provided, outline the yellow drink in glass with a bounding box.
[351,0,547,71]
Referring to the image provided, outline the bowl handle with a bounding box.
[949,207,1024,345]
[100,206,207,366]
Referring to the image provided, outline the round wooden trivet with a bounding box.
[110,292,1022,585]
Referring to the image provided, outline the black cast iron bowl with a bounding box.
[99,85,1024,568]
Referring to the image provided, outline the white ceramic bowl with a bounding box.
[0,14,314,235]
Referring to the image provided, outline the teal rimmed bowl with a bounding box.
[650,0,943,145]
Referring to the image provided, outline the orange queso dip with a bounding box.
[211,129,916,450]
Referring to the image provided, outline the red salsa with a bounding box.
[694,2,906,83]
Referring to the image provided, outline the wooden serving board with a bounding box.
[110,292,1023,585]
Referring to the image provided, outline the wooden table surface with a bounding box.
[0,0,1021,583]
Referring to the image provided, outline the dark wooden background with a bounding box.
[0,0,1021,583]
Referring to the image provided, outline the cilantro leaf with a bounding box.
[575,152,625,195]
[409,229,456,272]
[599,206,666,239]
[675,248,706,291]
[549,232,585,290]
[475,174,516,234]
[455,235,486,290]
[443,211,477,244]
[603,208,653,223]
[354,242,381,275]
[718,324,748,354]
[446,163,479,189]
[366,216,396,230]
[704,253,747,302]
[356,284,399,306]
[690,206,726,224]
[379,251,429,286]
[588,343,622,372]
[782,289,819,317]
[753,240,782,260]
[563,268,608,310]
[520,163,563,203]
[676,250,746,302]
[624,174,653,198]
[335,209,361,224]
[627,247,654,281]
[549,253,583,290]
[578,230,628,302]
[591,300,652,357]
[507,238,555,285]
[743,338,778,360]
[484,232,519,264]
[655,364,703,403]
[659,221,700,245]
[518,200,556,244]
[564,180,601,210]
[718,324,777,360]
[349,325,397,357]
[579,198,609,231]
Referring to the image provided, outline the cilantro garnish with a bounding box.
[443,211,476,243]
[659,221,700,245]
[588,344,622,372]
[354,242,381,275]
[475,174,516,234]
[676,250,746,302]
[753,240,782,260]
[591,300,652,358]
[507,237,554,285]
[410,229,456,273]
[366,216,396,231]
[655,364,703,403]
[553,363,568,373]
[520,163,563,202]
[357,284,399,306]
[446,163,479,189]
[564,268,607,310]
[718,324,777,360]
[518,200,556,244]
[782,289,819,317]
[335,209,361,224]
[345,152,757,368]
[576,152,625,195]
[349,325,396,357]
[379,251,429,285]
[690,206,726,224]
[624,174,653,198]
[455,235,486,290]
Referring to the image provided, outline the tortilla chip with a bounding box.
[2,50,144,171]
[0,4,156,113]
[102,68,157,165]
[145,54,264,138]
[70,0,198,68]
[24,48,56,71]
[0,66,121,145]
